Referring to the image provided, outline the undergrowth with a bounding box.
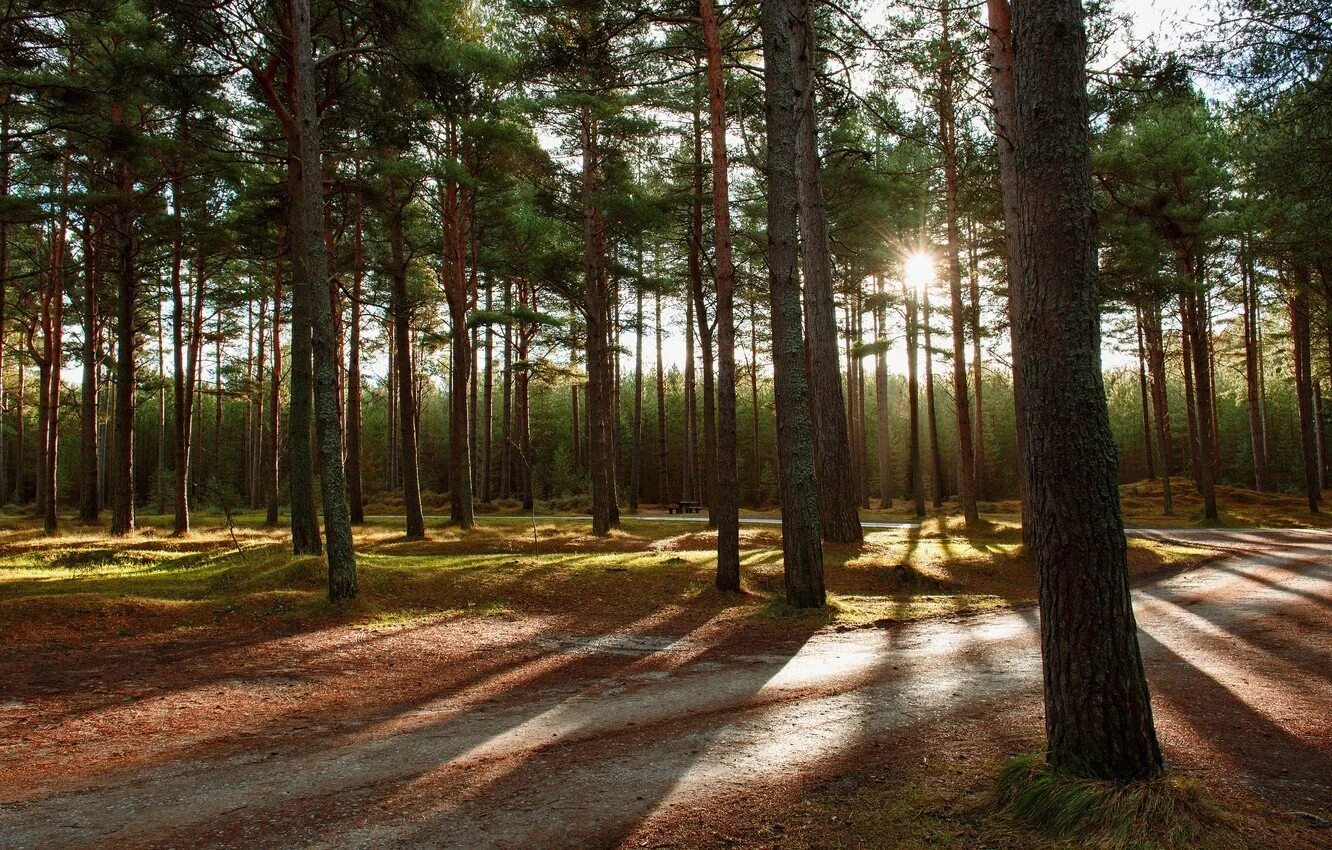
[996,752,1233,849]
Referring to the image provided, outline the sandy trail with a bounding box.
[0,529,1328,849]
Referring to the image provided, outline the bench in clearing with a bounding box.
[667,501,702,515]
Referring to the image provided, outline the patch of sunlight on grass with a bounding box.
[0,516,1220,645]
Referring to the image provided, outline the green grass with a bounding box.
[995,752,1233,849]
[0,514,1215,646]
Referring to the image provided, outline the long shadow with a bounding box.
[1137,630,1332,812]
[1203,558,1332,613]
[1138,581,1332,674]
[0,604,747,847]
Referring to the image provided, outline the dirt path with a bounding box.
[1,530,1328,849]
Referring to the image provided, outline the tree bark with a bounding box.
[580,106,616,534]
[762,0,825,606]
[656,288,668,504]
[1012,0,1162,780]
[985,0,1031,542]
[285,139,321,554]
[688,84,717,518]
[1289,275,1321,513]
[1141,301,1174,514]
[630,272,643,512]
[937,0,979,528]
[109,156,137,537]
[922,286,945,508]
[789,0,861,542]
[266,243,283,525]
[1240,243,1270,490]
[904,279,926,517]
[79,223,100,523]
[292,0,356,597]
[1134,307,1155,481]
[874,275,892,507]
[441,124,475,529]
[700,0,739,588]
[388,178,425,538]
[346,199,364,523]
[1181,288,1218,518]
[482,279,495,503]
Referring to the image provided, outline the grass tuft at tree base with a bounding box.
[995,751,1232,849]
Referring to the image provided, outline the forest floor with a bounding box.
[0,510,1328,847]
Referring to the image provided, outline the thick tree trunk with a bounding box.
[292,0,356,598]
[985,0,1031,541]
[762,0,825,606]
[1012,0,1162,781]
[700,0,739,587]
[789,0,861,543]
[1141,302,1174,514]
[937,0,979,528]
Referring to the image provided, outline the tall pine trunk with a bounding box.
[266,245,282,526]
[688,87,717,518]
[701,0,740,588]
[762,0,825,606]
[1012,0,1162,780]
[79,224,100,523]
[292,0,356,597]
[874,275,891,507]
[1289,275,1321,513]
[1141,301,1174,514]
[109,157,137,537]
[937,0,979,528]
[790,0,861,543]
[985,0,1031,542]
[922,286,945,508]
[1240,243,1270,490]
[285,145,321,554]
[346,200,364,523]
[388,181,425,538]
[904,278,926,517]
[1134,307,1155,481]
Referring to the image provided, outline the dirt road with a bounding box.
[1,529,1328,848]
